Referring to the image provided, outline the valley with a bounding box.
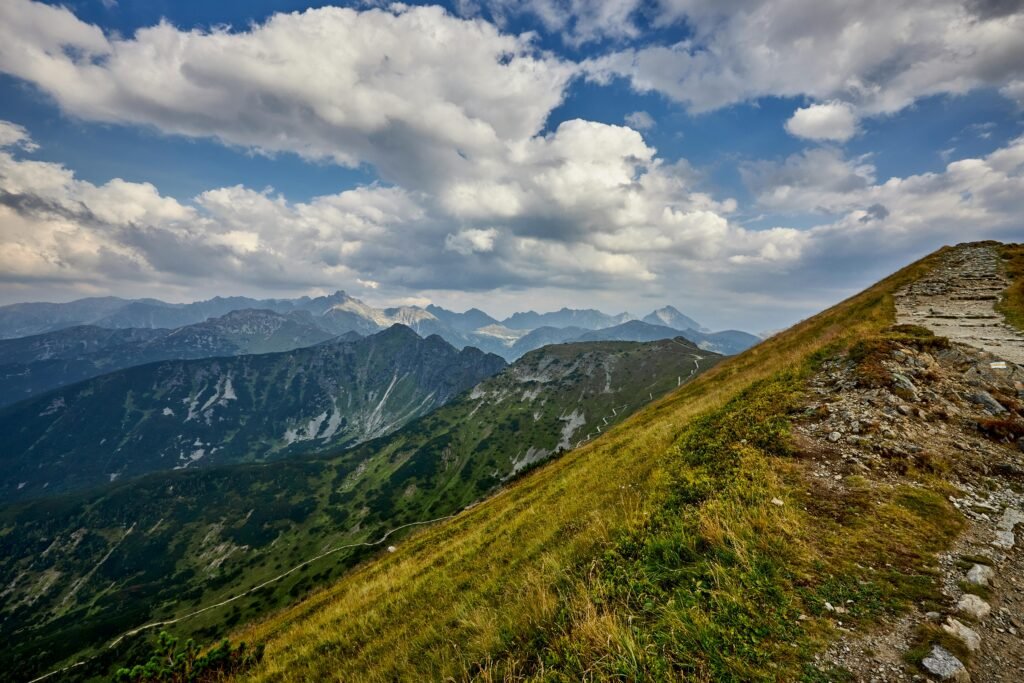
[0,336,715,681]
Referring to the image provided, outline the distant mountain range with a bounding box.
[0,325,505,501]
[0,309,337,407]
[0,294,760,365]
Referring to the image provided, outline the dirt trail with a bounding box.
[810,243,1024,681]
[895,244,1024,364]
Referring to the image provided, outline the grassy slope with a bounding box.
[998,243,1024,331]
[221,246,971,682]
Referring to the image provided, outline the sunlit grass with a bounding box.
[998,243,1024,331]
[230,247,961,681]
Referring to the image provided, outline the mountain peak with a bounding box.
[642,306,702,332]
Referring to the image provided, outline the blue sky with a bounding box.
[0,0,1022,330]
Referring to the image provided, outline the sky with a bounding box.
[0,0,1023,331]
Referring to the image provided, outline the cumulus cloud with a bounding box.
[1002,80,1024,107]
[586,0,1024,118]
[445,228,499,255]
[481,0,644,46]
[785,102,859,142]
[0,116,807,307]
[2,117,1022,329]
[745,138,1024,237]
[1,1,1022,326]
[0,0,575,194]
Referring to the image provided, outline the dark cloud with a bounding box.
[859,203,890,223]
[968,0,1024,19]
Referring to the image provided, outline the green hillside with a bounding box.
[211,245,965,681]
[1,337,712,681]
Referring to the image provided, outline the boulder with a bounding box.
[965,564,994,587]
[957,593,991,620]
[943,617,982,653]
[921,645,971,682]
[891,372,919,399]
[967,390,1006,414]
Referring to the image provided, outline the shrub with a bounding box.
[113,631,263,683]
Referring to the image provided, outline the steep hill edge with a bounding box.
[213,245,976,680]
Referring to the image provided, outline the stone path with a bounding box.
[895,244,1024,364]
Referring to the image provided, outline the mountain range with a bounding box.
[0,294,758,390]
[0,325,505,501]
[0,309,338,407]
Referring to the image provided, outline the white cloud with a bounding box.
[0,1,575,194]
[1002,80,1024,107]
[483,0,644,46]
[624,110,655,130]
[742,148,876,213]
[1,0,1022,327]
[445,228,499,255]
[785,101,859,142]
[0,120,39,152]
[0,116,803,306]
[586,0,1024,118]
[744,137,1024,240]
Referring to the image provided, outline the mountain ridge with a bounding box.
[0,308,336,407]
[0,293,758,361]
[196,242,1023,682]
[0,323,505,501]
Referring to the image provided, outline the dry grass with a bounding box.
[998,243,1024,331]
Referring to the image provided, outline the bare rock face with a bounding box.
[922,645,971,682]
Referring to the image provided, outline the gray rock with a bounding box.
[828,431,842,442]
[965,564,994,587]
[967,390,1006,414]
[892,372,919,399]
[993,507,1024,549]
[957,593,991,620]
[943,617,982,653]
[921,645,971,682]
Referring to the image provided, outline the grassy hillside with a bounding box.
[222,246,960,681]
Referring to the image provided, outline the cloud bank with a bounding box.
[0,0,1022,327]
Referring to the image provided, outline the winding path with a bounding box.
[26,514,458,683]
[895,244,1024,364]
